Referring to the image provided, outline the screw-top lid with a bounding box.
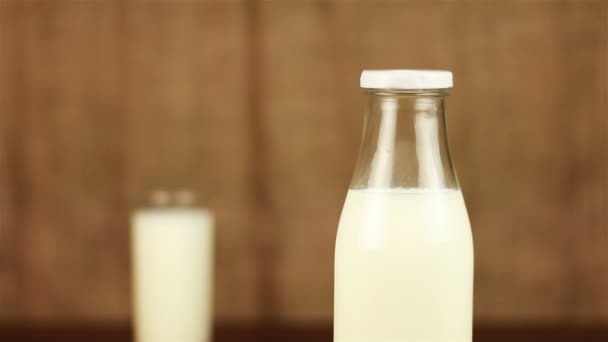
[360,69,453,90]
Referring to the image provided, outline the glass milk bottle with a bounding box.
[334,70,474,342]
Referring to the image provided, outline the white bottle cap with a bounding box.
[360,69,453,90]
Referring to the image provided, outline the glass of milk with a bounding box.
[131,189,214,342]
[334,70,474,342]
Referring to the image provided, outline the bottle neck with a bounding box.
[351,90,458,190]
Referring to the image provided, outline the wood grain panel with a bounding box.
[0,0,606,323]
[123,0,256,319]
[557,2,608,317]
[259,1,358,319]
[0,0,22,318]
[16,1,127,319]
[262,0,608,320]
[445,2,608,319]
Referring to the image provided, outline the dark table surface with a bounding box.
[1,322,608,341]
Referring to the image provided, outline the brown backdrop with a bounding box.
[0,0,607,324]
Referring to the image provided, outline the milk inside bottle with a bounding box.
[334,70,474,342]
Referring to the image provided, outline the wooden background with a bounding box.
[0,0,607,324]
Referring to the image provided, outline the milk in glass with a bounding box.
[132,191,214,342]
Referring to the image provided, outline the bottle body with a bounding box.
[334,72,473,342]
[335,188,473,341]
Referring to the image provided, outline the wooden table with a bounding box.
[1,322,607,341]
